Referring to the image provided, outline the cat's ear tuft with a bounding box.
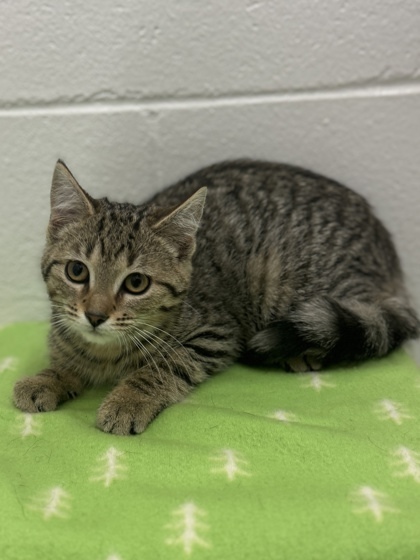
[152,187,207,259]
[49,160,95,237]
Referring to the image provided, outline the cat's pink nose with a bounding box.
[85,311,108,328]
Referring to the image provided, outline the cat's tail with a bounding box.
[247,295,419,368]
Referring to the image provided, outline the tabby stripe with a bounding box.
[126,378,154,396]
[210,259,223,274]
[113,353,125,365]
[38,370,62,382]
[172,365,195,386]
[159,304,179,312]
[54,323,74,343]
[97,216,105,234]
[114,243,126,259]
[99,236,106,258]
[53,338,76,361]
[184,330,227,344]
[155,281,186,298]
[132,215,142,231]
[184,343,227,360]
[55,334,106,364]
[42,260,60,280]
[85,239,96,259]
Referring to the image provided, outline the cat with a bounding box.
[13,159,419,435]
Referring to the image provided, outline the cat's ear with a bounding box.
[48,160,95,236]
[151,187,207,259]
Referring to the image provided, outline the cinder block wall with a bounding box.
[1,0,419,356]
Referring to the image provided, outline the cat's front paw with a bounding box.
[13,370,82,413]
[96,386,158,436]
[14,375,61,413]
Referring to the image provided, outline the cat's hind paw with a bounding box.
[283,350,324,373]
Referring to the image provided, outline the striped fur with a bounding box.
[14,159,419,434]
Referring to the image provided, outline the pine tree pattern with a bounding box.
[374,399,413,425]
[210,449,251,481]
[90,447,127,487]
[391,446,420,483]
[350,486,399,522]
[28,486,72,520]
[0,356,18,374]
[301,373,336,392]
[18,413,41,437]
[165,502,211,555]
[271,409,298,423]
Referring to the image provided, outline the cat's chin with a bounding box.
[78,328,116,346]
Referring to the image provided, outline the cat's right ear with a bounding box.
[48,160,95,237]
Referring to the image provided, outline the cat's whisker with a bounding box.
[115,329,135,367]
[130,324,185,368]
[130,326,183,396]
[180,298,199,315]
[134,328,197,399]
[134,320,186,350]
[129,332,173,394]
[132,325,194,381]
[50,318,74,339]
[125,330,162,383]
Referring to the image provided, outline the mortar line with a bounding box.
[0,81,420,117]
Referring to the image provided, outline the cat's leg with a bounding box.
[13,369,84,413]
[96,332,239,435]
[96,368,193,435]
[247,295,419,372]
[245,318,326,372]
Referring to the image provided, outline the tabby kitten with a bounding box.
[14,160,419,435]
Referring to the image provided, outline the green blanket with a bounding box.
[1,323,420,559]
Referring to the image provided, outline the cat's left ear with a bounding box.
[152,187,207,259]
[48,160,96,238]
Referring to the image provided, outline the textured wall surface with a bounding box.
[1,0,419,356]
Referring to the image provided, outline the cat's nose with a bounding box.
[85,311,109,328]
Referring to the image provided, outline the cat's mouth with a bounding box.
[78,324,115,345]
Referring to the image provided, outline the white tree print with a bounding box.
[166,502,211,555]
[350,486,399,522]
[271,410,298,423]
[210,449,251,481]
[18,413,41,437]
[90,446,127,487]
[29,486,72,520]
[391,446,420,483]
[301,373,336,392]
[374,399,412,425]
[0,356,18,374]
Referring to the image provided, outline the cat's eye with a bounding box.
[65,261,89,283]
[123,273,150,295]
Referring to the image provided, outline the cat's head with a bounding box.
[41,160,206,346]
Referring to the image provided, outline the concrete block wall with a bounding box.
[1,0,419,356]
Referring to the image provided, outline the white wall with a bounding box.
[1,0,419,356]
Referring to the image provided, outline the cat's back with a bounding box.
[153,159,398,288]
[149,159,369,220]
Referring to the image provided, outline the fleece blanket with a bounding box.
[1,322,420,560]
